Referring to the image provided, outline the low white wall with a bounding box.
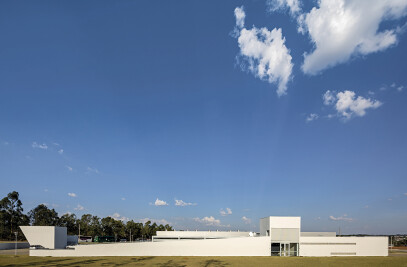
[0,242,30,250]
[300,236,388,256]
[30,237,270,257]
[155,231,250,238]
[20,226,67,249]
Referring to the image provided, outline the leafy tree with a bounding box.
[28,204,59,226]
[59,213,78,235]
[0,191,25,239]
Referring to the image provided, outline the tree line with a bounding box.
[0,191,173,241]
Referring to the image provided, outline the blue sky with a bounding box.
[0,0,406,234]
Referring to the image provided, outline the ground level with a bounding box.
[0,254,406,267]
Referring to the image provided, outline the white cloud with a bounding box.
[67,192,77,198]
[193,216,221,226]
[220,208,232,216]
[138,218,170,225]
[32,142,48,150]
[241,216,251,224]
[397,86,404,92]
[329,215,353,222]
[300,0,407,75]
[74,204,84,211]
[175,199,197,206]
[234,6,293,96]
[153,198,168,206]
[306,113,319,122]
[323,90,382,120]
[111,212,130,222]
[44,188,48,192]
[66,166,73,171]
[121,197,126,201]
[58,149,64,155]
[86,167,99,174]
[234,6,246,29]
[267,0,301,16]
[404,193,407,196]
[323,90,336,105]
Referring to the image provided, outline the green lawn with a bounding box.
[0,255,406,267]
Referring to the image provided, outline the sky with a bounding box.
[0,0,407,234]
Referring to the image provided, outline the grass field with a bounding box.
[0,255,407,267]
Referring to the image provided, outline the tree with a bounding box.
[125,220,143,241]
[0,191,25,239]
[28,204,59,226]
[59,213,78,235]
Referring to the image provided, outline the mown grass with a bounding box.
[0,255,406,267]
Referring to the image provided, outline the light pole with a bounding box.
[14,232,18,256]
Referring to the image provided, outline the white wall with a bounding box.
[269,217,301,229]
[301,232,336,237]
[300,236,388,256]
[30,237,271,257]
[155,231,250,238]
[20,226,67,249]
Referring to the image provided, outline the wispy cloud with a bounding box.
[138,218,170,225]
[121,197,126,201]
[153,198,168,206]
[175,199,197,206]
[233,6,293,96]
[220,208,232,216]
[67,192,77,197]
[74,204,84,211]
[58,149,64,155]
[32,142,48,150]
[66,166,73,171]
[193,216,221,226]
[111,212,130,222]
[266,0,301,17]
[86,167,99,174]
[329,215,353,222]
[306,113,319,122]
[241,216,251,224]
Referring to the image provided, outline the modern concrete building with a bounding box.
[20,216,388,257]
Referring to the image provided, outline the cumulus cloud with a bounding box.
[233,6,293,96]
[32,142,48,150]
[242,216,251,224]
[66,166,73,171]
[138,218,170,225]
[67,192,77,197]
[220,208,232,216]
[323,90,382,120]
[300,0,407,75]
[329,215,353,222]
[153,198,168,206]
[58,149,64,155]
[266,0,301,16]
[111,212,130,222]
[121,197,126,201]
[306,113,319,122]
[193,216,221,226]
[74,204,84,211]
[175,199,197,206]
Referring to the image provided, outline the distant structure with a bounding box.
[20,216,388,257]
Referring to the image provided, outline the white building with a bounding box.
[20,216,388,257]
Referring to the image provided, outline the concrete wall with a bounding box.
[0,242,30,250]
[301,232,336,237]
[30,237,271,257]
[20,226,67,249]
[155,231,250,238]
[259,218,270,236]
[300,236,388,256]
